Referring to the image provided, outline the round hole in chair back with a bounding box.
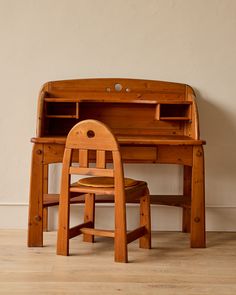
[87,130,95,138]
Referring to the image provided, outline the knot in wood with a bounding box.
[36,149,42,155]
[34,215,42,222]
[196,151,202,157]
[194,217,200,223]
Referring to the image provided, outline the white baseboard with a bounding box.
[1,204,236,231]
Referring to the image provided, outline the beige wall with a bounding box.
[0,0,236,230]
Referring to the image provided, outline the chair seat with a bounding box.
[78,177,138,188]
[70,179,147,198]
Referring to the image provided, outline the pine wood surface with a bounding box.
[77,177,138,188]
[31,135,206,145]
[36,78,200,140]
[43,193,191,207]
[1,230,236,295]
[57,120,151,262]
[28,78,206,249]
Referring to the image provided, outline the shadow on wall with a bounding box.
[195,89,236,207]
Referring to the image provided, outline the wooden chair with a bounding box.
[57,119,151,262]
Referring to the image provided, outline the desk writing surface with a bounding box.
[31,135,205,145]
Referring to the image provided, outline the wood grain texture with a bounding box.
[31,135,206,145]
[191,146,206,247]
[56,149,72,256]
[43,164,49,232]
[28,144,44,247]
[37,78,199,138]
[182,166,192,233]
[3,230,236,295]
[57,120,151,262]
[28,78,206,250]
[83,194,95,242]
[43,193,191,206]
[139,191,151,249]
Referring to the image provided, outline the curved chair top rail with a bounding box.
[66,119,119,151]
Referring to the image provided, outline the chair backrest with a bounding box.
[61,119,125,193]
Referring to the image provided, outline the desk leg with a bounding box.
[182,166,191,233]
[191,146,206,248]
[43,165,49,232]
[28,143,44,247]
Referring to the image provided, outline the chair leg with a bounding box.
[139,190,151,249]
[114,228,128,263]
[183,165,191,233]
[57,193,70,256]
[83,193,95,243]
[43,207,48,232]
[114,193,128,263]
[182,207,191,233]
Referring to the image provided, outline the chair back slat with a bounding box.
[96,150,106,169]
[69,167,114,177]
[79,149,88,168]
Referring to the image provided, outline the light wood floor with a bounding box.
[0,230,236,294]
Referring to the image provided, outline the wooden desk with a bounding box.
[28,78,206,248]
